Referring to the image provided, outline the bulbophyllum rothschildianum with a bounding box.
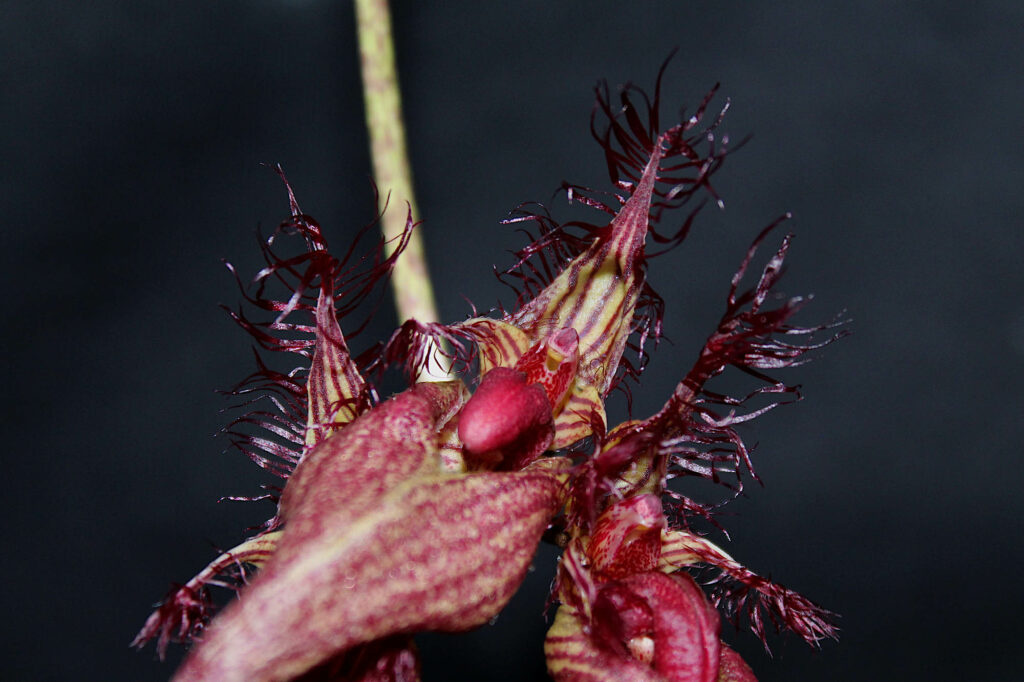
[134,65,842,681]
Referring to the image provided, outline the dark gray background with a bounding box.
[4,1,1022,680]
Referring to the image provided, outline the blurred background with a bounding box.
[3,1,1022,679]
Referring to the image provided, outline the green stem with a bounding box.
[355,0,451,380]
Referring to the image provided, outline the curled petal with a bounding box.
[589,494,666,580]
[174,463,569,681]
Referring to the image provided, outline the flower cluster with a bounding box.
[134,66,842,681]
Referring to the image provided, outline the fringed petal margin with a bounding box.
[223,167,416,482]
[508,129,660,398]
[659,530,839,650]
[375,318,492,382]
[497,66,732,404]
[131,531,282,659]
[135,171,421,658]
[634,220,847,508]
[561,220,847,528]
[174,461,570,681]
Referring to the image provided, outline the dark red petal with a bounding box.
[619,573,721,682]
[222,170,415,484]
[620,223,848,507]
[508,138,663,399]
[498,75,730,405]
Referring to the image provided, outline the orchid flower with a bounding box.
[134,64,842,681]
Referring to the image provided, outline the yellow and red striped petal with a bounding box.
[551,381,606,450]
[463,317,534,377]
[304,287,372,448]
[511,141,664,398]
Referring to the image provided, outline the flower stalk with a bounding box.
[355,0,450,381]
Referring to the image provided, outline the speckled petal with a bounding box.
[174,462,568,681]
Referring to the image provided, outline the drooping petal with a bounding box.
[174,461,569,681]
[659,530,838,649]
[134,180,425,658]
[131,531,282,659]
[136,380,465,660]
